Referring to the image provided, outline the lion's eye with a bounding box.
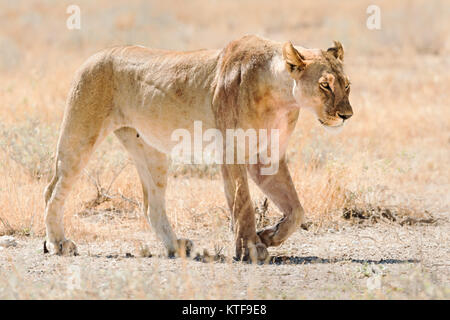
[320,82,330,90]
[345,84,350,91]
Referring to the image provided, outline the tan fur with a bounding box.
[44,35,352,260]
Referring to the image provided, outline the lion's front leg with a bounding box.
[247,159,305,247]
[221,164,269,262]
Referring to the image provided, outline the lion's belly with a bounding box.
[132,108,216,155]
[113,83,216,155]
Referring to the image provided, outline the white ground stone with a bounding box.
[0,236,17,248]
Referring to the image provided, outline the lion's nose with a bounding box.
[337,112,352,121]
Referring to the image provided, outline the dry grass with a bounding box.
[0,0,448,299]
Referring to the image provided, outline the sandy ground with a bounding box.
[1,211,448,299]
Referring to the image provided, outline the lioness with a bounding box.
[44,35,352,261]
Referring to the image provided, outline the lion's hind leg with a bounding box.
[45,114,113,255]
[114,127,192,258]
[44,78,114,255]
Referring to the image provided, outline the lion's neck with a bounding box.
[268,52,299,108]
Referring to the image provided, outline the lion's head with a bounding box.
[282,41,353,129]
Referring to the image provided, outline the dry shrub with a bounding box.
[342,204,436,226]
[0,119,57,180]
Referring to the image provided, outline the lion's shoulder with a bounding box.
[219,35,280,72]
[212,35,290,126]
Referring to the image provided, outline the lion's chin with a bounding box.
[318,119,344,134]
[323,125,343,134]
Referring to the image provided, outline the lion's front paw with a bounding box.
[43,239,78,256]
[237,242,269,263]
[254,242,269,262]
[257,227,278,247]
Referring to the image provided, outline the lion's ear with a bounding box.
[282,41,306,74]
[327,40,344,61]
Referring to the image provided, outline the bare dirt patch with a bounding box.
[1,211,448,299]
